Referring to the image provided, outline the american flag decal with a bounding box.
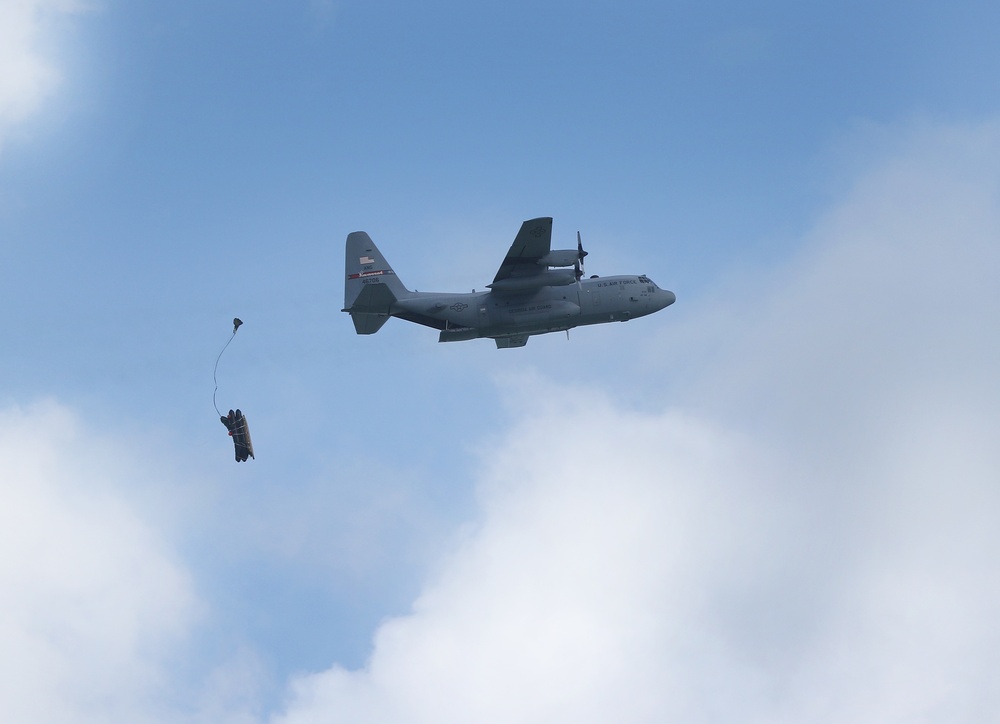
[360,255,375,264]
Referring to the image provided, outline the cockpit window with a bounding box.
[638,275,650,283]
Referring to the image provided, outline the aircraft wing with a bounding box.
[491,217,553,285]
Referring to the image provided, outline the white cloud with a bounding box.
[274,407,777,723]
[5,117,996,723]
[271,119,1000,723]
[0,400,199,723]
[0,0,83,152]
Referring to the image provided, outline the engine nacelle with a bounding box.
[537,249,580,267]
[487,268,577,291]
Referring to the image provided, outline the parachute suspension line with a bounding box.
[212,331,236,416]
[212,318,243,417]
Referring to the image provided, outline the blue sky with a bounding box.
[2,1,1000,721]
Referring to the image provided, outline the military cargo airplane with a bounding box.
[342,217,675,348]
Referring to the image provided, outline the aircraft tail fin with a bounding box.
[343,231,411,334]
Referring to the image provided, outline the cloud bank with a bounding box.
[2,118,998,723]
[273,120,1000,723]
[0,401,198,723]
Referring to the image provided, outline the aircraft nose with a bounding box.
[660,289,676,309]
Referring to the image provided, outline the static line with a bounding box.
[212,330,237,417]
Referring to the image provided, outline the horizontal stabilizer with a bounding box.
[344,282,396,335]
[352,313,390,334]
[346,282,395,313]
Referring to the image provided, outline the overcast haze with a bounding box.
[2,2,1000,722]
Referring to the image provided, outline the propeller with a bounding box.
[575,231,589,280]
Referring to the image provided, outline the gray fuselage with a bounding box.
[391,274,676,343]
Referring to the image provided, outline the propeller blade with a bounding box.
[577,231,588,276]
